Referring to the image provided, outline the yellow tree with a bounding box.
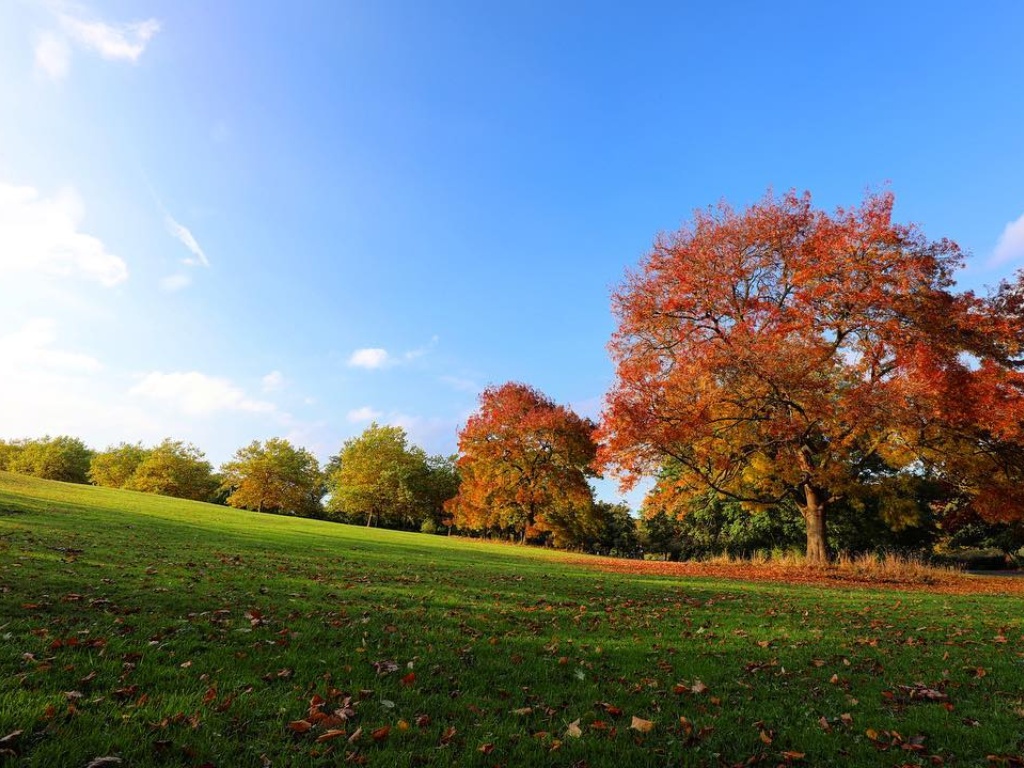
[221,438,323,516]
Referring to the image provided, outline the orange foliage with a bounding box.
[447,382,597,542]
[599,190,1024,557]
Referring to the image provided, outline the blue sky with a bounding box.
[2,1,1023,507]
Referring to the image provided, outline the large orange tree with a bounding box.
[448,382,598,543]
[599,191,1024,563]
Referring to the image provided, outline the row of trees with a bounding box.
[8,190,1024,564]
[0,430,459,533]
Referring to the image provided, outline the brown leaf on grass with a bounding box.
[400,672,416,687]
[85,759,123,768]
[478,743,495,754]
[415,715,431,728]
[630,716,654,733]
[288,720,313,734]
[512,707,533,716]
[780,751,805,761]
[760,729,774,744]
[565,719,582,738]
[897,684,948,702]
[690,679,708,694]
[439,726,457,746]
[316,729,347,743]
[347,727,362,743]
[371,725,390,742]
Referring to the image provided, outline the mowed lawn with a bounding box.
[0,472,1022,767]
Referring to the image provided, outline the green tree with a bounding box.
[128,439,219,501]
[0,439,25,471]
[89,442,151,488]
[420,453,460,528]
[220,438,324,516]
[590,501,640,557]
[8,436,93,483]
[325,423,430,529]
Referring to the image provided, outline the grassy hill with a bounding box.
[0,471,1022,766]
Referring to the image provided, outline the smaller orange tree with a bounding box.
[448,382,598,544]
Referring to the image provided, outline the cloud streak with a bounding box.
[165,214,211,268]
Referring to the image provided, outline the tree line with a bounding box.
[0,405,639,554]
[5,190,1024,565]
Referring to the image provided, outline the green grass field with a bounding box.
[1,471,1022,766]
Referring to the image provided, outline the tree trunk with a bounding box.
[803,485,829,564]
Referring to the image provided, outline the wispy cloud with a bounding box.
[165,214,210,268]
[404,335,440,361]
[992,211,1024,266]
[0,318,101,374]
[348,337,439,370]
[33,5,160,80]
[348,348,391,369]
[131,371,276,416]
[34,31,70,80]
[59,14,160,62]
[261,370,284,392]
[0,182,128,287]
[347,406,383,423]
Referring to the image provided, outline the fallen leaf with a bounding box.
[288,720,313,734]
[566,719,582,738]
[371,725,390,742]
[85,759,123,768]
[316,729,347,743]
[630,716,654,733]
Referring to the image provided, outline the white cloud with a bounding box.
[348,348,391,369]
[159,273,191,292]
[59,14,160,63]
[262,370,284,392]
[0,318,101,374]
[993,211,1024,266]
[0,183,128,287]
[165,214,210,268]
[34,31,70,79]
[131,371,276,416]
[346,406,383,423]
